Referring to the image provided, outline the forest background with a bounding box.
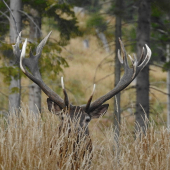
[0,0,170,134]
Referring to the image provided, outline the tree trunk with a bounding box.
[113,0,122,156]
[29,8,41,114]
[29,8,41,41]
[167,44,170,128]
[135,0,151,133]
[9,0,21,113]
[29,84,41,114]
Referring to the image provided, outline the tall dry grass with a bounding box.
[0,107,169,170]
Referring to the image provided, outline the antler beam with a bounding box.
[88,38,151,112]
[14,32,151,115]
[16,32,66,109]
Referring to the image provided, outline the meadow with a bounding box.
[0,107,169,170]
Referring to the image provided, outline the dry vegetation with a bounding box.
[0,108,169,170]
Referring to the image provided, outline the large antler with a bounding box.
[14,32,66,109]
[88,38,151,112]
[14,33,151,114]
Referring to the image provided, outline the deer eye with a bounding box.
[85,117,91,123]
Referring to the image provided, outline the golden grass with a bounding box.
[0,107,170,170]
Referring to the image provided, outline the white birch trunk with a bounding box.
[9,0,21,113]
[29,84,41,114]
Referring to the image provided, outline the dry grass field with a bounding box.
[0,108,169,170]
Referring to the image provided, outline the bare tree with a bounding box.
[135,0,151,133]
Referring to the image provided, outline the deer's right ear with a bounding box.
[89,104,109,119]
[47,98,62,115]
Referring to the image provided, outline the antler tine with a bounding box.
[128,54,134,64]
[18,32,66,109]
[36,31,52,55]
[20,38,27,73]
[138,47,145,65]
[61,77,69,108]
[85,84,96,113]
[138,44,151,69]
[12,32,22,64]
[88,40,151,112]
[118,49,123,64]
[133,53,137,62]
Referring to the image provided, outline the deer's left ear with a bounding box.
[89,104,109,119]
[47,98,62,115]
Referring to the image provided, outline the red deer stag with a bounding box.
[12,32,151,169]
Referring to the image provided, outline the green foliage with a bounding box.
[41,54,68,79]
[85,0,101,13]
[163,61,170,71]
[1,0,82,45]
[0,0,81,88]
[0,66,20,85]
[107,2,116,16]
[65,0,91,7]
[150,0,170,65]
[0,0,10,36]
[46,3,74,17]
[86,13,107,32]
[10,87,20,94]
[0,1,8,8]
[0,43,13,60]
[107,0,134,21]
[0,37,68,86]
[22,0,49,15]
[152,0,170,14]
[56,15,81,45]
[0,42,21,85]
[23,1,82,45]
[0,24,9,36]
[28,41,69,80]
[45,3,82,45]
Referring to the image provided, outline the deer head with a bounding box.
[13,32,151,135]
